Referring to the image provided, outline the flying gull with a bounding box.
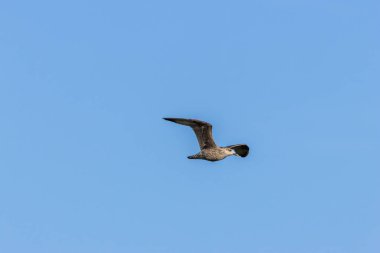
[163,118,249,162]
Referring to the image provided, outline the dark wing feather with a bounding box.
[224,144,249,157]
[163,118,217,149]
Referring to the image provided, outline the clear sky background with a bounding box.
[1,1,379,252]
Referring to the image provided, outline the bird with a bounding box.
[163,118,249,162]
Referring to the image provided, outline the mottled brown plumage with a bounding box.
[163,118,249,162]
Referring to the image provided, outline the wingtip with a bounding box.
[163,117,178,123]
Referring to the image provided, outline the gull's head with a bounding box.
[228,148,239,156]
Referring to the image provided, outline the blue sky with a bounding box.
[1,0,379,252]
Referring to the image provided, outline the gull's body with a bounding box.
[163,118,249,162]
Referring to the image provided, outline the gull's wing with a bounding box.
[224,144,249,157]
[163,118,217,149]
